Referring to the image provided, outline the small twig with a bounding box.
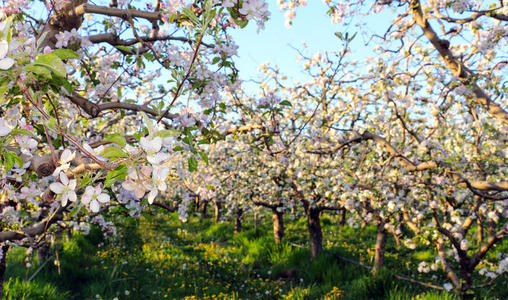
[157,30,205,123]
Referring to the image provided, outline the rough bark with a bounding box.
[373,221,387,276]
[339,208,347,227]
[0,245,9,299]
[477,218,483,245]
[214,201,221,223]
[307,207,323,258]
[234,209,243,234]
[410,0,508,125]
[201,200,208,219]
[272,209,285,244]
[37,244,51,265]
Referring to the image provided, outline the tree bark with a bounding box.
[214,201,221,222]
[307,207,323,258]
[201,200,208,219]
[272,209,285,244]
[37,244,51,265]
[477,218,483,245]
[458,260,474,299]
[0,244,9,298]
[373,221,387,275]
[234,209,243,234]
[339,208,347,227]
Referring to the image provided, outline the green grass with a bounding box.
[2,211,507,299]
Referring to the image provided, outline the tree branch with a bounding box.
[410,0,508,125]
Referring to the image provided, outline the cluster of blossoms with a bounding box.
[54,28,92,49]
[91,215,117,238]
[0,0,28,16]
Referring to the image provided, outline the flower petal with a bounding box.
[147,189,158,204]
[89,200,100,213]
[59,172,69,185]
[0,41,8,58]
[98,193,110,203]
[50,182,64,194]
[0,57,14,70]
[68,191,77,202]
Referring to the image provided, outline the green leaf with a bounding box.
[3,151,23,172]
[23,64,51,78]
[140,112,154,135]
[199,152,209,165]
[183,8,200,26]
[34,53,67,77]
[234,18,248,28]
[104,133,126,147]
[52,49,80,60]
[155,129,180,138]
[100,146,128,159]
[104,164,127,188]
[49,76,73,94]
[280,100,292,106]
[188,157,198,172]
[10,128,34,137]
[212,57,221,65]
[115,45,133,54]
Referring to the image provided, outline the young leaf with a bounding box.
[3,151,22,172]
[199,152,209,165]
[52,49,80,60]
[183,8,200,26]
[100,146,128,159]
[104,133,127,147]
[155,129,180,138]
[34,53,67,77]
[104,164,127,188]
[188,156,198,172]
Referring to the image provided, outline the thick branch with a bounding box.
[410,0,508,125]
[0,208,63,243]
[252,200,280,210]
[67,92,176,119]
[88,33,211,48]
[471,229,507,268]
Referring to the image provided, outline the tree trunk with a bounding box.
[339,208,346,227]
[272,209,285,244]
[307,208,323,258]
[477,218,483,245]
[253,210,260,234]
[373,221,387,276]
[234,209,243,234]
[201,200,208,219]
[0,244,9,298]
[38,244,51,265]
[214,201,221,222]
[458,259,474,299]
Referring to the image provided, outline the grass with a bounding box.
[2,210,507,299]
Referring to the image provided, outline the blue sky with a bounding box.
[229,0,343,85]
[228,0,387,88]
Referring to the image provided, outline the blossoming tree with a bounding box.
[0,0,271,294]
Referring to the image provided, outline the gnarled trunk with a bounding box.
[373,221,387,275]
[234,209,243,234]
[214,201,221,222]
[0,244,9,298]
[307,208,323,258]
[272,209,284,244]
[201,200,208,218]
[339,208,347,227]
